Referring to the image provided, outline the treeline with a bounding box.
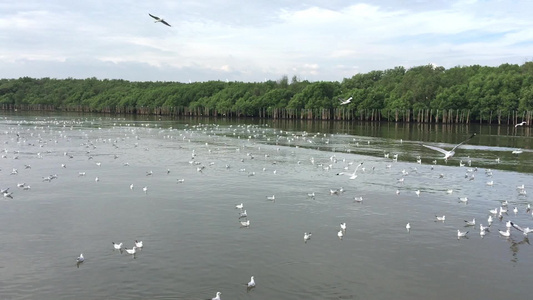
[1,62,533,123]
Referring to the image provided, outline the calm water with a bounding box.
[1,113,532,300]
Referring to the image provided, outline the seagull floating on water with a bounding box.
[304,232,312,242]
[247,276,256,289]
[457,229,469,239]
[76,253,84,263]
[149,13,171,26]
[211,292,222,300]
[112,242,123,250]
[135,240,143,248]
[125,246,137,255]
[422,133,476,161]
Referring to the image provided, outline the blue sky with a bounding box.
[0,0,532,83]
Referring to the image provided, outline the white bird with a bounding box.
[340,222,347,231]
[304,232,312,242]
[510,222,533,235]
[112,242,123,250]
[353,196,363,203]
[406,223,411,232]
[506,221,512,229]
[513,207,518,214]
[415,190,420,197]
[212,292,222,300]
[337,229,344,240]
[143,186,148,194]
[435,215,446,222]
[135,240,143,248]
[457,230,469,238]
[336,162,363,179]
[499,228,511,237]
[76,253,84,263]
[125,246,137,255]
[488,215,493,225]
[247,276,256,288]
[458,197,468,203]
[130,184,134,190]
[266,195,275,201]
[148,13,171,26]
[339,96,353,105]
[422,133,476,161]
[239,210,247,218]
[464,218,476,227]
[240,220,250,227]
[235,203,244,210]
[515,121,527,127]
[307,192,315,198]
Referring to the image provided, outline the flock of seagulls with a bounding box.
[1,116,531,299]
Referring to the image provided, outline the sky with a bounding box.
[1,0,532,83]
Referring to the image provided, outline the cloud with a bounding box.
[0,1,532,82]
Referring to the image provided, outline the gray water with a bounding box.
[1,113,532,300]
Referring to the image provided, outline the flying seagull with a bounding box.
[339,96,353,105]
[422,133,476,161]
[149,13,171,27]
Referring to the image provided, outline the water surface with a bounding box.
[0,113,532,300]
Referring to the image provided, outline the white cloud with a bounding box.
[0,0,531,82]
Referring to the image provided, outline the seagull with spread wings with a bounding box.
[422,133,476,161]
[149,13,171,27]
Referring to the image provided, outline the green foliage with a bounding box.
[1,62,532,120]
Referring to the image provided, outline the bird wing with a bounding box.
[511,222,525,233]
[149,13,159,20]
[422,144,449,156]
[161,20,171,26]
[450,133,476,152]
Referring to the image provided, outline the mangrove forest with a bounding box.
[1,62,533,124]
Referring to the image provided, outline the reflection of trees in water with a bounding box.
[507,236,530,264]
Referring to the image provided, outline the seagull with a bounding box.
[125,246,137,255]
[499,228,511,237]
[247,276,256,288]
[464,218,476,227]
[240,220,250,227]
[235,203,244,210]
[112,242,123,250]
[339,96,353,105]
[406,223,411,232]
[340,222,347,231]
[76,253,85,263]
[353,196,363,203]
[304,232,312,243]
[239,210,247,218]
[422,133,476,161]
[337,229,344,240]
[212,292,222,300]
[143,186,148,194]
[435,215,446,222]
[515,121,527,127]
[266,195,275,201]
[149,13,171,26]
[135,240,143,248]
[457,229,469,239]
[336,162,363,179]
[458,197,468,203]
[510,222,533,236]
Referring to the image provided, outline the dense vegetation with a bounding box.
[1,62,533,122]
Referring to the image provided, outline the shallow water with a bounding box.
[0,113,532,299]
